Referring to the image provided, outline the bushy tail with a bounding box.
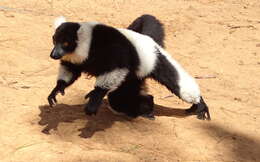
[127,14,165,48]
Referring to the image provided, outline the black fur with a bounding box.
[127,14,165,47]
[107,73,153,117]
[51,23,80,57]
[150,50,180,98]
[85,24,140,76]
[84,86,108,115]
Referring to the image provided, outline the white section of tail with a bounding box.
[54,16,66,29]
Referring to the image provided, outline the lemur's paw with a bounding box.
[47,87,65,107]
[84,88,107,116]
[48,92,57,107]
[84,106,98,116]
[186,98,211,120]
[196,109,210,120]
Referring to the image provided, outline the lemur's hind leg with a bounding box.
[108,92,154,119]
[107,75,154,119]
[138,94,155,120]
[84,68,129,115]
[150,47,211,120]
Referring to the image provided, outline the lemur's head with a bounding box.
[50,17,93,64]
[51,24,80,60]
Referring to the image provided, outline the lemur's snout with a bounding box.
[50,44,65,59]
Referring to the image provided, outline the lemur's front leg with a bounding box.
[48,64,81,107]
[84,68,129,115]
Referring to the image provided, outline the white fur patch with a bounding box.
[157,46,201,104]
[61,22,99,64]
[57,65,73,83]
[95,68,129,90]
[118,29,157,78]
[54,16,66,29]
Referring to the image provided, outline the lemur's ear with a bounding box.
[54,16,67,29]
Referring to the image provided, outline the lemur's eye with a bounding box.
[63,42,69,47]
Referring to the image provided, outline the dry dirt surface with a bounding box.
[0,0,260,161]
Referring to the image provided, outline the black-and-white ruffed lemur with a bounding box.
[48,15,211,120]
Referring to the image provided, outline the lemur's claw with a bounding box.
[48,94,57,107]
[48,88,63,107]
[186,106,211,120]
[197,111,210,120]
[47,85,66,107]
[85,94,90,99]
[185,97,211,121]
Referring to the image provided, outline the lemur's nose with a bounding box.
[50,44,64,60]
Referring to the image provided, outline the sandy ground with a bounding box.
[0,0,260,161]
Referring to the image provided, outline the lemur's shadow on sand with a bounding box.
[38,100,189,138]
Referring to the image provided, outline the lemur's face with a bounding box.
[50,22,80,60]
